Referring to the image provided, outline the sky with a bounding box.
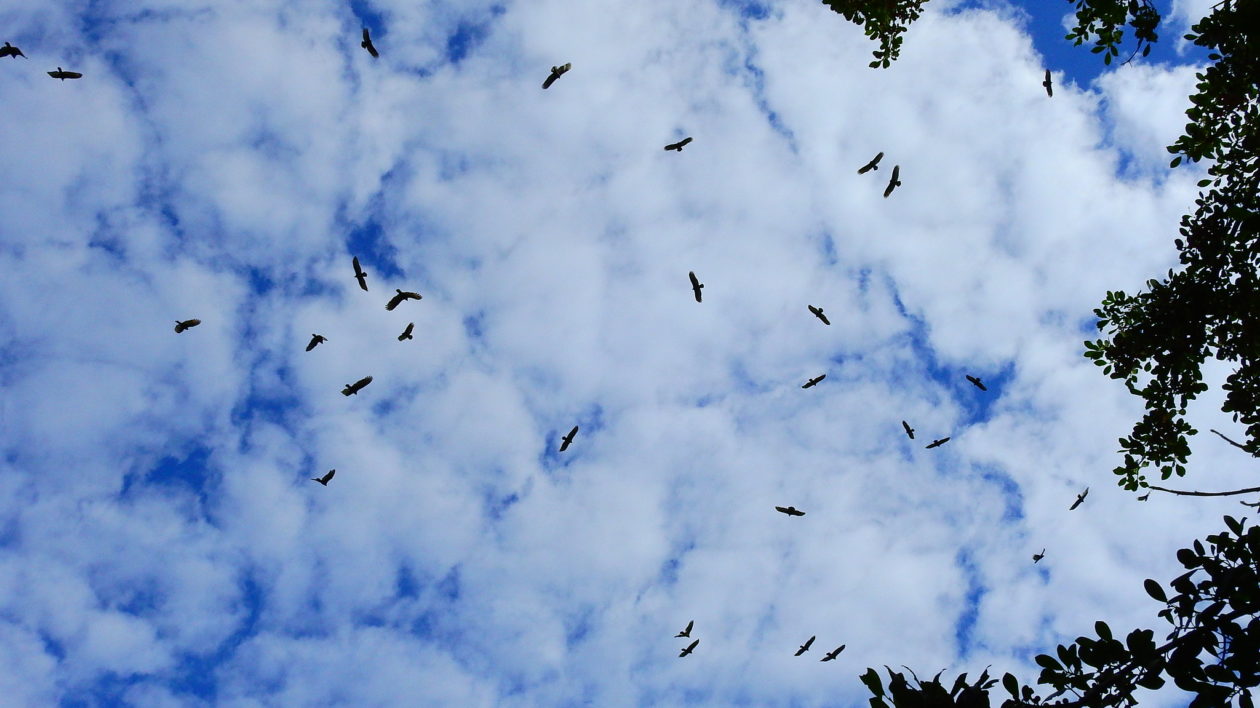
[0,0,1248,705]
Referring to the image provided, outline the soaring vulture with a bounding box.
[883,165,901,198]
[48,67,81,80]
[802,374,826,389]
[311,469,335,486]
[675,621,693,638]
[665,137,693,152]
[679,639,699,657]
[925,437,951,449]
[966,375,987,391]
[857,152,883,174]
[342,375,373,396]
[795,636,816,656]
[398,322,414,341]
[808,305,830,325]
[1069,487,1089,511]
[559,425,579,452]
[306,334,327,351]
[775,505,805,517]
[1033,549,1046,563]
[352,257,369,291]
[821,645,846,662]
[1043,69,1053,97]
[689,271,704,302]
[386,288,422,310]
[541,62,571,89]
[0,42,26,58]
[901,420,915,439]
[361,28,379,58]
[174,319,201,333]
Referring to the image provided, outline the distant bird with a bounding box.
[0,42,26,59]
[966,375,987,391]
[342,375,373,396]
[857,152,883,174]
[47,67,81,80]
[174,319,201,333]
[775,506,805,517]
[821,645,846,662]
[1043,69,1053,97]
[665,137,693,152]
[1033,549,1046,563]
[925,437,951,449]
[1069,487,1089,511]
[306,334,327,351]
[352,257,369,291]
[386,288,422,310]
[679,639,699,657]
[808,305,830,325]
[883,165,901,198]
[361,28,379,58]
[675,621,693,638]
[901,420,915,440]
[541,62,571,89]
[802,374,826,389]
[795,636,816,656]
[559,425,579,452]
[398,322,414,341]
[689,271,704,302]
[311,469,335,486]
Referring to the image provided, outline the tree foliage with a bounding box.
[820,0,928,68]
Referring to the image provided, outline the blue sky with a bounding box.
[0,0,1245,705]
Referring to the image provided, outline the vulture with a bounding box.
[795,636,816,656]
[361,28,379,58]
[689,271,704,302]
[775,505,805,517]
[0,42,26,58]
[857,152,883,174]
[679,639,699,657]
[901,420,915,439]
[925,437,951,449]
[311,469,335,486]
[174,319,201,333]
[883,165,901,198]
[802,374,826,389]
[352,257,369,291]
[1069,487,1089,511]
[48,67,82,80]
[386,288,422,310]
[821,645,846,662]
[342,375,373,396]
[1043,69,1053,97]
[966,375,987,391]
[664,137,693,152]
[398,322,414,341]
[559,425,579,452]
[1033,549,1046,563]
[306,334,327,351]
[808,305,831,325]
[541,62,571,89]
[675,621,693,638]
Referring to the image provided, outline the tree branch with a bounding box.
[1148,484,1260,497]
[1210,429,1259,456]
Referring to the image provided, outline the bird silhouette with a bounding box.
[675,621,693,638]
[361,28,379,58]
[541,62,571,89]
[311,469,335,485]
[48,67,81,80]
[1069,487,1089,511]
[174,319,201,333]
[689,271,704,302]
[679,639,699,657]
[559,425,579,452]
[775,506,805,517]
[306,334,327,351]
[901,420,915,439]
[925,437,951,449]
[665,137,693,152]
[802,374,826,389]
[1043,69,1053,97]
[398,323,414,341]
[386,289,422,310]
[795,636,816,656]
[821,645,846,662]
[0,42,26,59]
[342,375,373,396]
[966,375,987,391]
[808,305,830,325]
[352,257,369,291]
[1033,549,1046,563]
[883,165,901,197]
[858,152,883,174]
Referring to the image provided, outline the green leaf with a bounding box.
[1145,578,1167,602]
[1170,156,1182,168]
[1095,620,1112,640]
[860,668,885,697]
[1002,672,1018,698]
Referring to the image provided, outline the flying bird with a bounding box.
[398,322,414,341]
[174,319,201,333]
[559,425,579,452]
[883,165,901,198]
[808,305,830,325]
[352,257,368,291]
[541,62,571,89]
[966,375,987,391]
[821,645,846,662]
[1043,69,1053,97]
[306,334,327,351]
[802,374,826,389]
[775,506,805,517]
[47,67,81,80]
[925,437,951,449]
[675,621,693,638]
[857,152,883,174]
[689,271,704,302]
[342,375,373,396]
[1033,549,1046,563]
[664,137,693,152]
[0,42,26,58]
[361,28,379,58]
[386,288,422,310]
[795,636,816,656]
[311,469,335,486]
[901,420,915,439]
[1069,487,1089,511]
[679,639,699,657]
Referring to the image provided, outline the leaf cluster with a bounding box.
[1064,0,1161,65]
[820,0,927,68]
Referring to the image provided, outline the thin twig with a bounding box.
[1148,485,1260,497]
[1210,429,1258,456]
